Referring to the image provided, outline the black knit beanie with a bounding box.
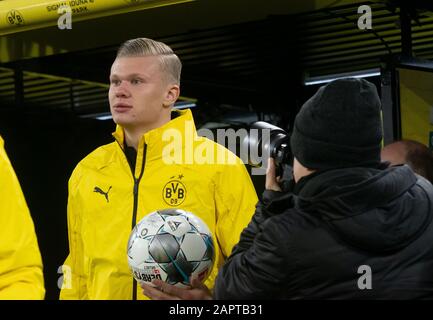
[290,78,383,170]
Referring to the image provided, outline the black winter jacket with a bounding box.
[214,165,433,299]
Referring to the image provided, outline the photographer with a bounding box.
[214,78,433,299]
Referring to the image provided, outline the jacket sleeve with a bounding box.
[214,159,258,259]
[214,190,297,300]
[214,213,294,299]
[59,166,88,300]
[228,190,283,253]
[0,138,45,300]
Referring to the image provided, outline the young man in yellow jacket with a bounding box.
[60,38,258,300]
[0,136,45,300]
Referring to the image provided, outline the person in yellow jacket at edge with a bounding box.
[0,136,45,300]
[59,38,258,300]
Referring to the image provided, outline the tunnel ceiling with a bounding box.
[1,0,433,116]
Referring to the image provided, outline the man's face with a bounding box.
[381,142,407,166]
[109,56,176,131]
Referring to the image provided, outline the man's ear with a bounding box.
[163,84,180,108]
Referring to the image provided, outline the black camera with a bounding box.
[242,121,293,189]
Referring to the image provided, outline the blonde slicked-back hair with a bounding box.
[116,38,182,85]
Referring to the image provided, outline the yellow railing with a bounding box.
[0,0,194,35]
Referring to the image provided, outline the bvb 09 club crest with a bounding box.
[6,10,24,26]
[162,175,186,206]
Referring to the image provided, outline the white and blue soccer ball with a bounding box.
[127,208,215,287]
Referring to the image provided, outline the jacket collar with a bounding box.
[112,108,198,163]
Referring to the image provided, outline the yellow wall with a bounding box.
[398,68,433,147]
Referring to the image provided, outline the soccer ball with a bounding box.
[127,208,215,287]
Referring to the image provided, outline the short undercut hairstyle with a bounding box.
[116,38,182,85]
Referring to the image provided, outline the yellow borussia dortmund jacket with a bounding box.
[60,109,258,300]
[0,136,45,300]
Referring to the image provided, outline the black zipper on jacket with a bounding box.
[131,144,147,300]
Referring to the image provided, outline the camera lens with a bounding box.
[241,121,290,167]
